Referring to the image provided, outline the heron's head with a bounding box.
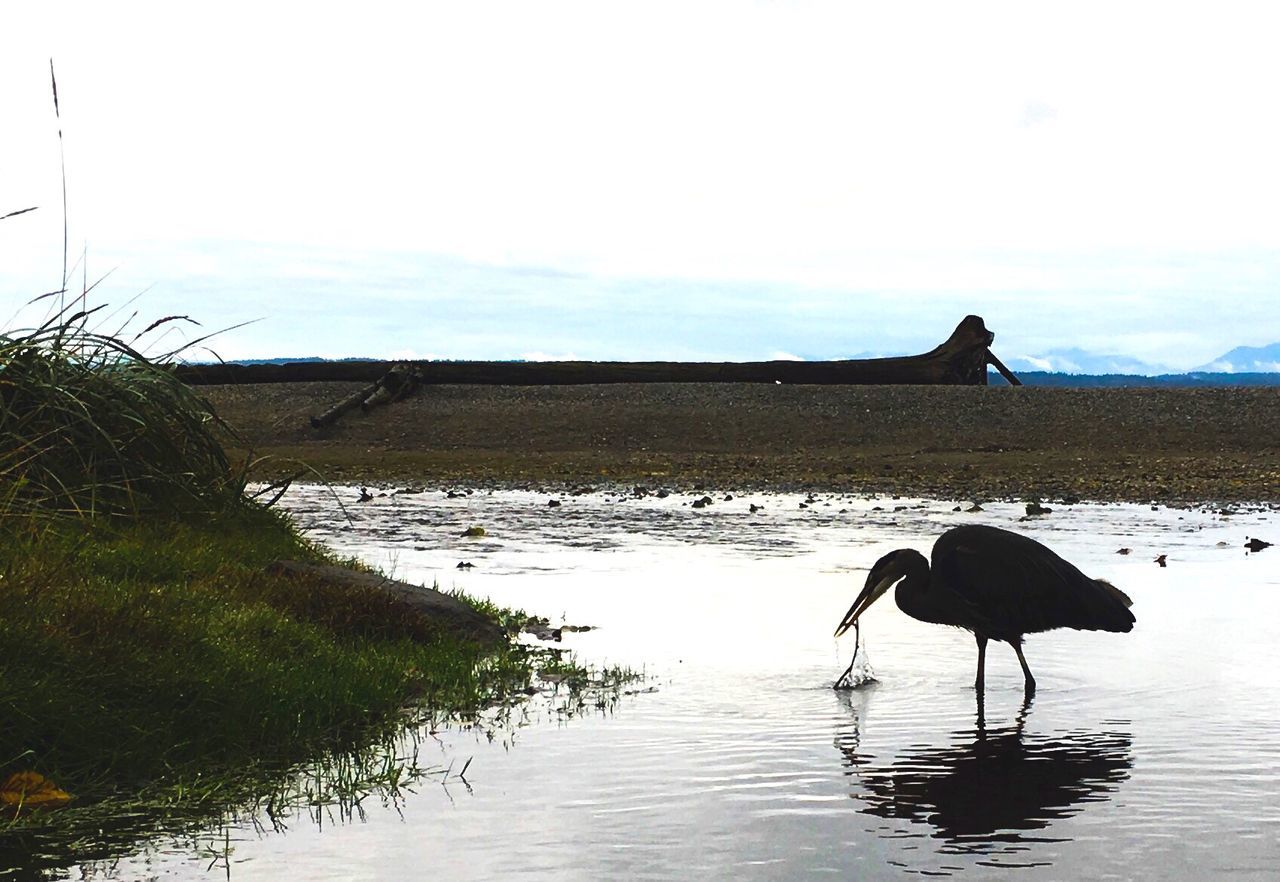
[833,549,913,637]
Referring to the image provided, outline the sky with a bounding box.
[2,2,1278,369]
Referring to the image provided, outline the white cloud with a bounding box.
[519,351,581,363]
[1019,100,1058,129]
[386,349,450,362]
[1017,355,1056,372]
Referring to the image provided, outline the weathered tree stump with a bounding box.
[359,363,423,411]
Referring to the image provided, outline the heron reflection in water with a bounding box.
[834,694,1133,849]
[835,525,1135,696]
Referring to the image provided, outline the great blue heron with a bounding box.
[834,525,1135,695]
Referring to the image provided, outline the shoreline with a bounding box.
[250,449,1279,509]
[204,382,1280,506]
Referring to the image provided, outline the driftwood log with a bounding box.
[265,560,506,644]
[176,315,1020,387]
[309,363,425,428]
[309,382,379,429]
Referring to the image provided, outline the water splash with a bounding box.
[835,622,878,690]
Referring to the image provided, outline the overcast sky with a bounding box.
[2,2,1277,368]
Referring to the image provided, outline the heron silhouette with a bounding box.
[834,525,1135,695]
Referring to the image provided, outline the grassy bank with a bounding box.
[0,314,622,868]
[0,511,548,801]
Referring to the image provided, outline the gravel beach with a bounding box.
[203,382,1280,505]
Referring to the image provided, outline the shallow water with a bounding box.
[97,488,1280,879]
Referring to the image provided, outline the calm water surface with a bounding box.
[100,488,1279,879]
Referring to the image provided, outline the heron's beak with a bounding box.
[834,571,897,637]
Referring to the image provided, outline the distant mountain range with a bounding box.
[1002,348,1167,376]
[994,371,1280,387]
[1193,342,1280,373]
[994,342,1280,383]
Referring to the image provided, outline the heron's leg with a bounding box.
[1013,641,1036,696]
[974,634,987,694]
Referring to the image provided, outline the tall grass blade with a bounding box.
[50,59,68,311]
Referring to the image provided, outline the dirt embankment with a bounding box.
[202,382,1280,505]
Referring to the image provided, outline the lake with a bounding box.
[90,486,1280,879]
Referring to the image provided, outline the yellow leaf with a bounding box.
[0,771,74,812]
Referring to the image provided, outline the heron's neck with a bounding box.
[892,550,936,621]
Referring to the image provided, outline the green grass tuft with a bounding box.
[0,307,243,520]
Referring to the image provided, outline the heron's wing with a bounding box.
[933,525,1132,638]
